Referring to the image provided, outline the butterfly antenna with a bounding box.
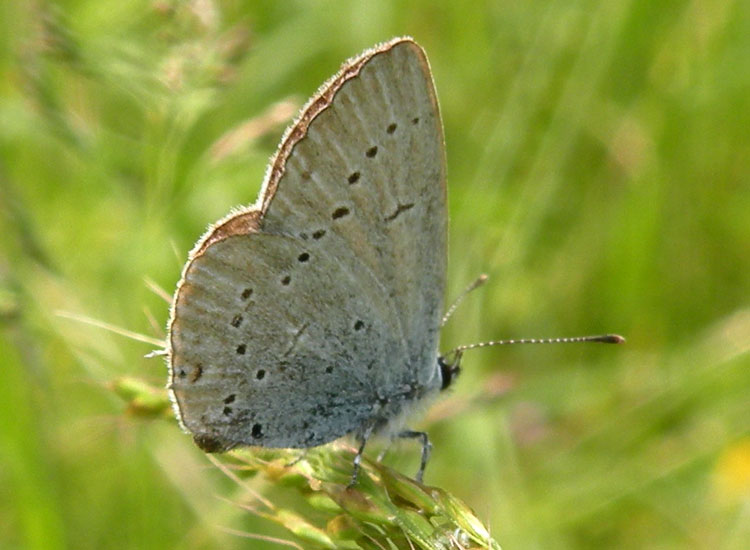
[446,333,625,358]
[441,274,489,327]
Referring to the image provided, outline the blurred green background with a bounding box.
[1,0,748,548]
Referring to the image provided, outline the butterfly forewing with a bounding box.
[168,38,446,452]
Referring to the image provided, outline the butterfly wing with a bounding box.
[168,38,446,451]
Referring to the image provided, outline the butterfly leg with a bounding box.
[397,430,432,483]
[348,422,375,488]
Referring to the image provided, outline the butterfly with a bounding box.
[167,37,455,484]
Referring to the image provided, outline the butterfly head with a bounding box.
[437,352,462,391]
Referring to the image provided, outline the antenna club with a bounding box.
[441,274,491,327]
